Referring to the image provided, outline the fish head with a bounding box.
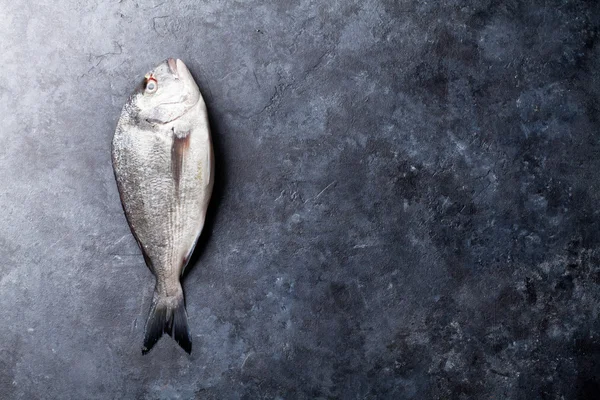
[130,58,200,124]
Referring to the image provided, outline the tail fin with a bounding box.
[142,283,191,355]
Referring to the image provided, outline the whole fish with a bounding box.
[112,58,214,354]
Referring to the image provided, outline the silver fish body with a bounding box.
[112,59,213,354]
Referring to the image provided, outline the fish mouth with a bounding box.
[167,58,179,77]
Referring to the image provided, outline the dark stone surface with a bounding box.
[1,0,599,398]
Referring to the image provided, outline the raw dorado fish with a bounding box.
[112,58,214,354]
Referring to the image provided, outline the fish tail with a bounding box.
[142,282,191,355]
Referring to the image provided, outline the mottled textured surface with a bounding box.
[1,0,599,399]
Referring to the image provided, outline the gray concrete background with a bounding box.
[1,0,600,398]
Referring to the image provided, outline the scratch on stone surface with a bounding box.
[275,190,285,201]
[440,196,450,209]
[315,181,336,200]
[110,254,140,258]
[309,51,330,72]
[113,234,130,248]
[490,368,511,378]
[305,181,336,203]
[146,1,166,9]
[253,69,260,88]
[473,181,494,202]
[41,237,63,256]
[241,352,253,369]
[290,190,301,202]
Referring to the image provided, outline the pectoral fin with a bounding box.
[171,129,191,192]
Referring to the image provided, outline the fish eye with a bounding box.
[145,75,158,94]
